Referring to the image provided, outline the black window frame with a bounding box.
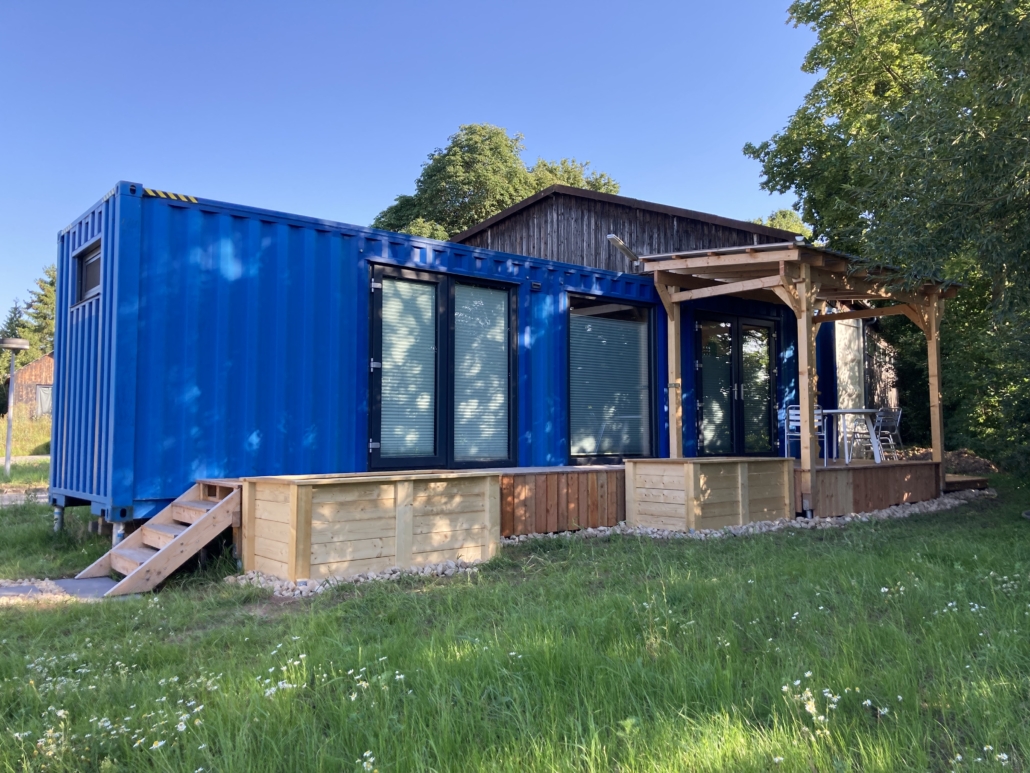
[368,264,519,471]
[566,293,658,464]
[694,312,778,457]
[77,246,102,303]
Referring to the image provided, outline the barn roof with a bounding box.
[451,185,800,244]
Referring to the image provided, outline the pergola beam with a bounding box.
[813,304,915,326]
[669,274,784,304]
[640,250,799,273]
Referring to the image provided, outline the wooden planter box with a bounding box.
[625,457,794,532]
[241,471,501,582]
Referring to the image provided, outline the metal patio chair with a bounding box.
[876,407,903,460]
[849,407,903,462]
[784,404,829,467]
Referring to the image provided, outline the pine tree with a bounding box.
[16,265,56,366]
[0,301,23,413]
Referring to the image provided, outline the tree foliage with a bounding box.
[745,0,1030,469]
[752,208,812,238]
[373,124,619,239]
[1,266,55,414]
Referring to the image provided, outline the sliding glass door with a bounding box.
[369,267,516,469]
[696,314,776,456]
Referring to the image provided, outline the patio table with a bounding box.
[821,408,884,464]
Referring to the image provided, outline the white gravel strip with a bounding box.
[501,488,996,545]
[225,558,483,598]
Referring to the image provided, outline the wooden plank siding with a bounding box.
[795,461,941,517]
[453,188,795,273]
[625,458,794,532]
[241,471,502,582]
[499,468,626,536]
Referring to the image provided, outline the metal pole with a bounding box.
[1,338,31,479]
[4,353,15,478]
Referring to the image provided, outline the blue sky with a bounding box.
[0,0,816,316]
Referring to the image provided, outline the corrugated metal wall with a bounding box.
[52,184,668,520]
[52,190,117,504]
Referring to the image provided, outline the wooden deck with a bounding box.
[794,459,942,517]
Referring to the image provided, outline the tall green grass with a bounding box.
[0,461,50,488]
[0,405,51,456]
[1,478,1028,772]
[0,504,104,580]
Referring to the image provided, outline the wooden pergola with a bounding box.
[632,240,956,514]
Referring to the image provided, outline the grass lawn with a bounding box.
[1,479,1029,772]
[1,461,50,491]
[0,407,51,457]
[0,504,107,580]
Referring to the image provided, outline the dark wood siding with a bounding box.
[457,192,788,272]
[9,352,54,415]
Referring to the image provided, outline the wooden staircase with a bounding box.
[77,480,241,597]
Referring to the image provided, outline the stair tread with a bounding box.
[175,499,217,511]
[113,546,159,564]
[144,522,189,537]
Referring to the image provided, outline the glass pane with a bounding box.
[80,250,101,300]
[454,285,509,461]
[741,325,773,453]
[699,321,733,454]
[36,385,53,417]
[569,304,650,456]
[380,278,436,457]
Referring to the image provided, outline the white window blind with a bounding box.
[569,311,650,456]
[453,285,509,461]
[381,279,436,457]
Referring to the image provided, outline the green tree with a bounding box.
[0,300,23,412]
[744,0,1030,470]
[17,265,56,364]
[752,208,812,238]
[528,158,619,195]
[374,124,619,239]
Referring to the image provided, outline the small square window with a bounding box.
[36,385,52,417]
[78,247,101,302]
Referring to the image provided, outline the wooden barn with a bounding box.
[4,351,54,419]
[452,185,796,271]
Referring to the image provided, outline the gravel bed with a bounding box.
[501,488,996,545]
[225,558,483,598]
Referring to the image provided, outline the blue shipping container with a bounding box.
[51,183,679,521]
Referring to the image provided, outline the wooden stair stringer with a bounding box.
[75,484,203,580]
[104,487,241,597]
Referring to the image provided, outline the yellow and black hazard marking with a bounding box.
[143,188,198,203]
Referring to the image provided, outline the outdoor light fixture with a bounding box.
[1,337,31,478]
[607,234,641,268]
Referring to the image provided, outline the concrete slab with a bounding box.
[0,585,41,597]
[52,577,119,599]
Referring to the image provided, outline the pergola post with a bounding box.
[924,294,945,487]
[795,265,819,514]
[668,302,683,458]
